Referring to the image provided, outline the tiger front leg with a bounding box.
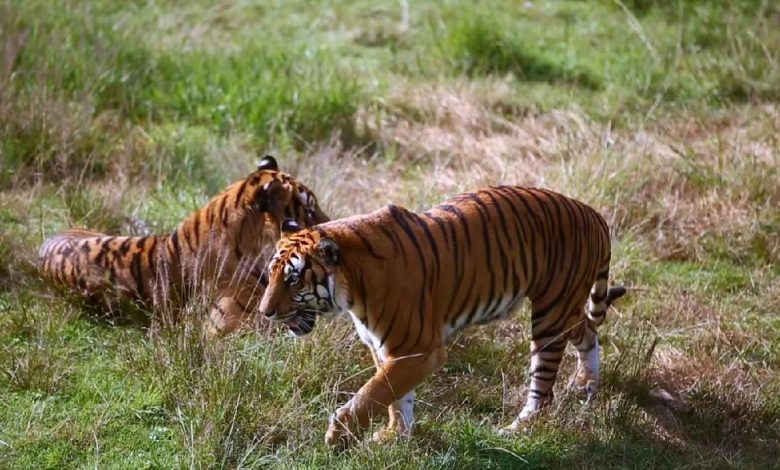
[206,297,242,336]
[365,349,416,443]
[372,390,416,443]
[326,347,446,448]
[206,278,266,336]
[207,294,259,336]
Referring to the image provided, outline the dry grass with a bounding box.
[348,83,780,265]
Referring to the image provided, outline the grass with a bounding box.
[1,0,779,468]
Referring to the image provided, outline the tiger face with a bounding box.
[247,156,330,230]
[258,222,342,336]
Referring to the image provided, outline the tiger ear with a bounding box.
[256,179,292,216]
[257,155,279,171]
[281,218,303,235]
[317,237,340,267]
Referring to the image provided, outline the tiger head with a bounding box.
[258,221,342,336]
[245,155,330,231]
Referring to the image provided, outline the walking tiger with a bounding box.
[257,186,625,445]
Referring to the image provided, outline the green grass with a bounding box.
[2,0,779,468]
[443,14,603,90]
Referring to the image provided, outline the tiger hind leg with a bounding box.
[569,321,600,397]
[499,303,569,435]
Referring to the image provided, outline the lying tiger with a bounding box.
[258,186,625,445]
[38,156,329,334]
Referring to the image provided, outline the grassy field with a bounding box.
[1,0,779,467]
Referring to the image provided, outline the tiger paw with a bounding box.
[203,319,222,338]
[498,399,546,436]
[581,379,598,397]
[371,428,398,444]
[325,408,361,448]
[371,425,411,444]
[571,370,599,397]
[497,420,530,437]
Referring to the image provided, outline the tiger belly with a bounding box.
[443,293,525,341]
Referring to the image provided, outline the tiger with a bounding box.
[38,156,329,335]
[257,185,626,446]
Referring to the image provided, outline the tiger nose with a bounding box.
[263,309,276,318]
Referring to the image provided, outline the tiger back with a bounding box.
[38,156,329,334]
[258,186,625,445]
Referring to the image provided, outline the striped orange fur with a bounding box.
[38,156,328,334]
[258,186,625,445]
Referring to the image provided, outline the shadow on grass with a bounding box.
[406,326,780,468]
[420,379,779,468]
[598,335,780,467]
